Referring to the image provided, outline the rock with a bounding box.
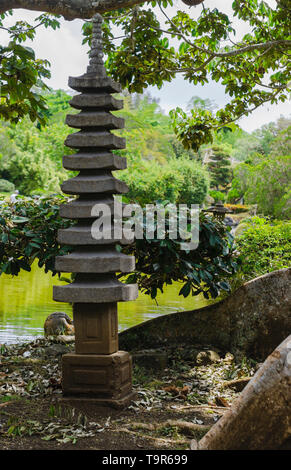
[205,194,215,204]
[224,216,235,227]
[43,344,71,357]
[54,335,75,344]
[234,222,249,237]
[119,268,291,361]
[223,352,234,364]
[192,335,291,450]
[196,350,220,365]
[22,351,31,358]
[44,312,74,337]
[132,349,168,370]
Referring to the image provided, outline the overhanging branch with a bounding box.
[0,0,147,20]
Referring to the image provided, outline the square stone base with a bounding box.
[62,351,133,403]
[58,392,137,410]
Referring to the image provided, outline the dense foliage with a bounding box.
[0,2,290,149]
[209,190,226,203]
[229,154,291,219]
[0,195,239,299]
[0,91,208,200]
[0,11,60,124]
[0,90,70,194]
[2,149,62,195]
[115,92,177,164]
[123,208,239,299]
[119,157,209,206]
[87,0,291,148]
[0,178,14,193]
[0,195,71,276]
[236,217,291,280]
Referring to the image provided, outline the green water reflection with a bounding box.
[0,263,213,344]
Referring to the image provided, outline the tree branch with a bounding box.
[157,2,291,58]
[0,0,147,20]
[215,40,291,58]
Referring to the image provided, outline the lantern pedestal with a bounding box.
[61,351,134,406]
[73,303,118,355]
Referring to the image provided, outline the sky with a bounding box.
[0,0,290,133]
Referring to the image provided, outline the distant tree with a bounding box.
[270,125,291,157]
[41,89,72,122]
[228,154,291,219]
[186,96,218,113]
[244,155,291,219]
[253,116,291,155]
[1,148,61,194]
[207,145,232,191]
[169,136,198,161]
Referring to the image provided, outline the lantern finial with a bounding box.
[87,13,106,76]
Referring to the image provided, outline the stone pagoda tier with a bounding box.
[53,14,138,408]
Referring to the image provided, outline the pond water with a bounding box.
[0,263,214,344]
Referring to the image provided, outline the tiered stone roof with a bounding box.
[53,14,138,305]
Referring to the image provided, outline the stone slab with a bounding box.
[55,249,135,273]
[69,75,121,93]
[66,112,124,130]
[59,197,115,219]
[62,152,127,170]
[57,225,133,245]
[61,174,128,195]
[53,279,138,303]
[65,132,125,150]
[132,350,168,370]
[62,351,132,399]
[58,392,137,410]
[69,94,123,111]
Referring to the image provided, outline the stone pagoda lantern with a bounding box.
[53,14,138,407]
[203,201,232,221]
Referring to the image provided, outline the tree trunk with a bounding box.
[191,335,291,450]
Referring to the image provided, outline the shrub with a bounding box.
[236,217,291,280]
[119,157,209,206]
[209,190,226,203]
[2,149,64,195]
[0,179,15,193]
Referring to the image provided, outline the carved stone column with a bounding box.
[53,14,138,407]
